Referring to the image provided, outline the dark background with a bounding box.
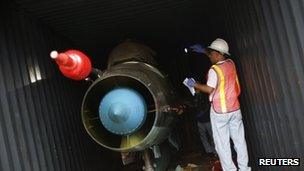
[1,0,304,170]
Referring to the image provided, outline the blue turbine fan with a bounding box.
[99,87,147,135]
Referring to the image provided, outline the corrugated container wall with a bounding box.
[2,0,304,170]
[0,1,119,171]
[222,0,304,170]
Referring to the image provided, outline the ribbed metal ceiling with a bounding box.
[13,0,206,49]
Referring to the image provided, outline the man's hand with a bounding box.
[162,104,186,115]
[189,44,206,54]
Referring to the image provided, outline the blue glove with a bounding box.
[186,77,196,87]
[189,44,205,54]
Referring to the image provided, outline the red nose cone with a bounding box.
[50,50,92,80]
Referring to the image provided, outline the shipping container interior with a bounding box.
[0,0,303,170]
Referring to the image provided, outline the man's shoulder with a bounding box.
[207,68,217,76]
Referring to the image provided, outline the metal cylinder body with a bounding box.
[82,61,177,152]
[107,41,158,68]
[82,41,177,152]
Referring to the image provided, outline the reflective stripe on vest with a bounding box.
[236,75,240,94]
[212,65,227,113]
[211,59,240,113]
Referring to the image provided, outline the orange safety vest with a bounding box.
[211,59,241,114]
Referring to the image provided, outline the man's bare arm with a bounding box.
[194,83,214,94]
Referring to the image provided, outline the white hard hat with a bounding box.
[208,38,230,55]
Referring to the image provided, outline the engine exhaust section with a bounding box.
[51,41,180,170]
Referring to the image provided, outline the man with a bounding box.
[194,93,217,157]
[186,38,251,171]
